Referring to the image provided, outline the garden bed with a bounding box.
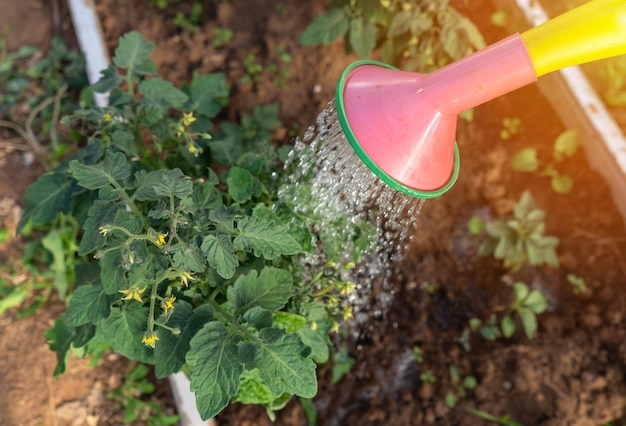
[2,0,626,425]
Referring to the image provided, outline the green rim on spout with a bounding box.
[335,60,460,199]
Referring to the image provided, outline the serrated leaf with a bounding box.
[227,267,293,313]
[299,8,349,46]
[243,306,273,330]
[70,151,131,190]
[155,302,214,378]
[101,304,154,363]
[349,16,376,58]
[139,78,188,107]
[187,321,243,420]
[65,283,115,326]
[201,234,238,279]
[41,230,70,300]
[17,172,72,234]
[152,168,193,199]
[101,249,127,294]
[113,31,154,70]
[78,201,124,255]
[227,167,262,203]
[237,341,257,367]
[233,216,301,260]
[91,65,122,93]
[256,329,317,398]
[233,369,276,405]
[172,243,206,273]
[46,315,93,376]
[512,148,539,172]
[111,129,138,157]
[185,72,229,118]
[273,311,307,333]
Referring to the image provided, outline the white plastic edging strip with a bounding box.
[66,1,210,424]
[67,0,109,108]
[515,0,626,175]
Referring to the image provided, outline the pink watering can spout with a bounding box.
[336,0,626,198]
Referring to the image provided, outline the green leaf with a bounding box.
[155,303,214,378]
[17,172,72,234]
[185,72,229,118]
[101,304,154,363]
[113,31,155,71]
[41,230,70,300]
[65,283,115,326]
[551,174,573,194]
[243,306,273,330]
[524,289,548,314]
[100,249,127,294]
[273,311,307,333]
[349,16,377,58]
[512,282,530,302]
[256,329,317,398]
[479,325,500,341]
[227,267,293,313]
[111,129,138,157]
[299,7,349,46]
[501,314,516,338]
[518,309,538,339]
[467,216,484,235]
[387,10,412,37]
[139,78,188,107]
[233,369,276,405]
[553,129,579,160]
[91,65,122,93]
[233,216,301,260]
[152,168,193,200]
[45,315,94,376]
[78,201,124,256]
[237,341,258,367]
[172,243,206,273]
[512,148,539,172]
[70,151,131,190]
[200,234,238,279]
[227,167,262,203]
[187,321,243,420]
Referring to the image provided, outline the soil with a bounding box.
[2,0,626,425]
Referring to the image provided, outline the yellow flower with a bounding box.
[99,225,113,236]
[179,271,195,287]
[188,144,197,154]
[179,125,185,134]
[162,295,176,314]
[380,0,391,9]
[342,307,353,321]
[182,112,196,127]
[310,321,318,331]
[340,282,356,296]
[155,233,168,246]
[402,1,412,10]
[104,113,112,121]
[120,286,146,302]
[142,332,159,348]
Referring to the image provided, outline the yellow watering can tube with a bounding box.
[521,0,626,78]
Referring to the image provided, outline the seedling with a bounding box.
[499,117,521,140]
[567,273,588,295]
[470,408,523,426]
[107,362,179,425]
[420,371,437,384]
[512,129,580,194]
[472,191,560,270]
[444,365,476,408]
[173,3,203,33]
[213,27,233,48]
[470,282,548,340]
[412,345,424,363]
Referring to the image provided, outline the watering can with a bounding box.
[336,0,626,198]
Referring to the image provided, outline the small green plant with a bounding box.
[331,344,355,384]
[499,117,521,140]
[213,27,233,48]
[596,55,626,107]
[567,273,588,295]
[19,31,376,420]
[444,365,476,408]
[108,362,179,425]
[511,129,580,194]
[240,46,292,88]
[300,0,485,72]
[173,3,203,33]
[420,370,437,384]
[470,408,523,426]
[412,345,424,363]
[470,191,560,270]
[470,282,548,340]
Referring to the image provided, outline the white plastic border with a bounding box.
[66,1,212,424]
[500,0,626,222]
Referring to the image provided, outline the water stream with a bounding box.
[281,101,425,322]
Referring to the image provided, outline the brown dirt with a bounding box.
[2,0,626,425]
